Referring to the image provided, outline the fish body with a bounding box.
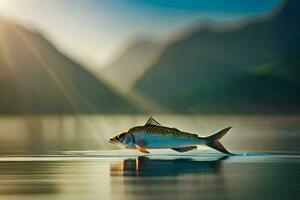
[127,125,206,149]
[109,117,233,155]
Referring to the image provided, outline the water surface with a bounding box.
[0,115,299,199]
[0,151,299,200]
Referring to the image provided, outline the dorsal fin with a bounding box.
[145,116,161,126]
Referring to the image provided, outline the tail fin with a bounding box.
[205,127,234,155]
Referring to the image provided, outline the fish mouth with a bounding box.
[109,138,119,144]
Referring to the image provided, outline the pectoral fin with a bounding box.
[135,144,149,153]
[171,146,197,153]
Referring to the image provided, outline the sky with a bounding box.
[0,0,282,69]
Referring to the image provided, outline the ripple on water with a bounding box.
[0,150,299,162]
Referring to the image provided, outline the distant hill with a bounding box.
[168,55,300,113]
[0,18,137,113]
[133,0,300,113]
[101,38,160,90]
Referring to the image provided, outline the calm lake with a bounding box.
[0,115,299,200]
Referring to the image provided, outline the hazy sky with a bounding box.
[0,0,282,69]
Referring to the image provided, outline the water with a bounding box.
[0,115,299,199]
[0,151,299,200]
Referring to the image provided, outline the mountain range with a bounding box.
[1,0,299,114]
[132,0,300,113]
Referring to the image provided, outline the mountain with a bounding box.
[169,55,300,113]
[101,38,160,91]
[0,18,137,113]
[133,0,300,113]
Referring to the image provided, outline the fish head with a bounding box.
[109,130,133,147]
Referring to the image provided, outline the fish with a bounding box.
[109,116,233,155]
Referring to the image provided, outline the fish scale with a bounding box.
[130,125,200,139]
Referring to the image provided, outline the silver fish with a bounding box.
[109,117,233,154]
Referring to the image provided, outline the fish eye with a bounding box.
[119,134,124,142]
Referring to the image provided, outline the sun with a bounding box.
[0,0,8,7]
[0,1,13,12]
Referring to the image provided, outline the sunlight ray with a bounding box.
[0,26,32,112]
[10,25,102,114]
[12,26,80,112]
[0,26,16,73]
[10,25,110,145]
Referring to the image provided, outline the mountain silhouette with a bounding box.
[0,18,137,113]
[133,0,300,113]
[101,38,160,91]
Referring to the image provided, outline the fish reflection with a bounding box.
[110,156,228,176]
